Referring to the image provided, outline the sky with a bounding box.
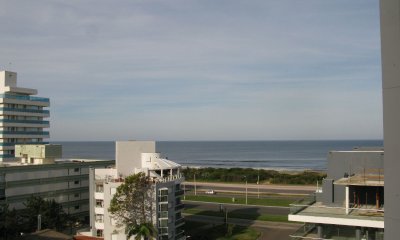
[0,0,383,141]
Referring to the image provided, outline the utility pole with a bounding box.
[257,169,260,199]
[194,173,197,196]
[246,179,248,205]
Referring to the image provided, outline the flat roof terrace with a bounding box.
[289,201,384,228]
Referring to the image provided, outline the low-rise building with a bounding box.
[0,144,114,220]
[289,147,384,240]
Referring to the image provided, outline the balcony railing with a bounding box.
[175,217,185,226]
[159,227,169,235]
[175,203,184,211]
[0,108,49,114]
[0,154,14,158]
[0,131,49,135]
[1,119,50,124]
[175,189,184,196]
[0,142,49,146]
[289,223,316,239]
[290,193,316,214]
[0,94,50,103]
[175,230,185,240]
[159,211,168,218]
[156,173,185,183]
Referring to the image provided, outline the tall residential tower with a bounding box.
[0,71,50,162]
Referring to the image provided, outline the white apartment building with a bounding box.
[288,148,384,240]
[0,71,50,162]
[80,141,185,240]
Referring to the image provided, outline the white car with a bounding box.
[205,189,216,195]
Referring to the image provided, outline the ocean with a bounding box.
[53,140,383,171]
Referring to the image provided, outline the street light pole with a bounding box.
[257,169,260,199]
[246,179,248,205]
[194,173,197,196]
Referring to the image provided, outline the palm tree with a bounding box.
[126,222,157,240]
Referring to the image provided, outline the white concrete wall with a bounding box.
[116,141,155,177]
[0,71,17,91]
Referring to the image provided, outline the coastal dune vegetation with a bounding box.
[182,167,326,185]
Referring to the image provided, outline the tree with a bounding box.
[23,196,69,232]
[126,222,157,240]
[0,204,22,239]
[109,172,157,240]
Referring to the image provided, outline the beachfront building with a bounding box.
[0,70,50,162]
[0,144,114,220]
[288,147,384,240]
[79,141,185,240]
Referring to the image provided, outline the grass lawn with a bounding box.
[184,208,288,222]
[184,195,292,207]
[185,221,261,240]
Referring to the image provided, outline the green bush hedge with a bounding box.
[182,167,326,185]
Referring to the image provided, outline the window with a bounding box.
[110,187,116,195]
[96,229,103,237]
[74,205,80,210]
[95,214,104,223]
[74,193,80,198]
[96,200,104,207]
[74,180,80,185]
[159,189,168,196]
[159,195,168,202]
[159,203,168,212]
[159,219,168,227]
[96,184,104,193]
[74,168,80,172]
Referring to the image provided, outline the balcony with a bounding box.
[0,131,49,135]
[175,230,185,240]
[0,107,49,115]
[0,142,49,146]
[175,203,184,211]
[159,211,168,218]
[175,189,184,196]
[0,94,50,103]
[94,222,104,230]
[94,207,104,215]
[94,192,104,200]
[175,217,185,227]
[159,227,169,235]
[1,119,50,125]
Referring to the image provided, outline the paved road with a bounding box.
[183,181,315,195]
[184,201,290,215]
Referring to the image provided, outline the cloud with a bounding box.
[0,0,383,140]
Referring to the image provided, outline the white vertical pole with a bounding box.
[246,180,248,205]
[257,170,260,199]
[345,186,349,215]
[194,173,197,196]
